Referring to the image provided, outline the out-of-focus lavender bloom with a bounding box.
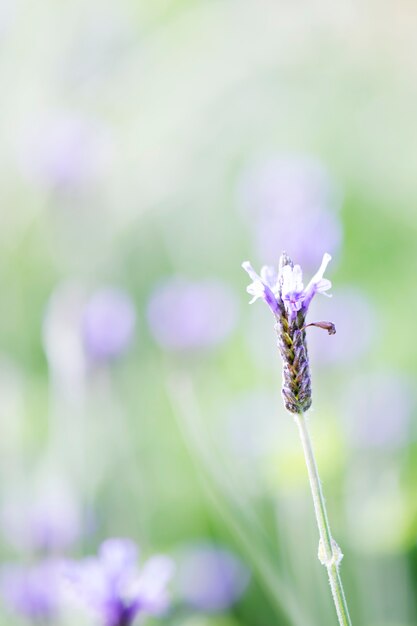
[307,286,378,365]
[237,155,342,268]
[238,155,338,221]
[176,542,249,613]
[341,372,415,450]
[0,561,61,623]
[2,481,81,554]
[17,112,112,191]
[66,538,174,626]
[255,210,342,271]
[147,278,238,351]
[242,253,332,320]
[82,288,136,362]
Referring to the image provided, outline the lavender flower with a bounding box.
[176,543,249,613]
[66,538,174,626]
[0,561,61,623]
[82,288,136,362]
[147,278,238,351]
[242,253,333,413]
[243,253,331,320]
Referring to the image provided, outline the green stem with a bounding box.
[293,412,352,626]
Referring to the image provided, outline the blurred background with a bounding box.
[0,0,417,624]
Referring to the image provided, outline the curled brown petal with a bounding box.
[302,321,336,335]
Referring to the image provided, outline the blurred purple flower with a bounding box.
[147,278,238,351]
[307,286,378,365]
[176,542,249,613]
[17,112,112,191]
[1,481,81,554]
[0,561,61,623]
[237,155,343,268]
[341,372,415,449]
[66,538,174,626]
[82,288,136,362]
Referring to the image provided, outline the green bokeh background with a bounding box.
[1,1,417,625]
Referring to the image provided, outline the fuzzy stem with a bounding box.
[293,412,352,626]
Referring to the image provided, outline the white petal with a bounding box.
[281,265,304,297]
[315,278,332,293]
[305,253,332,292]
[241,261,260,282]
[292,265,304,292]
[247,282,264,304]
[280,265,292,295]
[260,266,278,289]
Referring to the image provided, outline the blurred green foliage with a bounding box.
[1,1,417,625]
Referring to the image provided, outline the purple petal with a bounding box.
[99,539,138,584]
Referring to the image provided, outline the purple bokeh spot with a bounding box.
[237,154,343,269]
[1,483,81,554]
[147,278,238,351]
[82,288,136,362]
[177,542,250,613]
[17,112,112,191]
[341,372,415,450]
[0,561,60,622]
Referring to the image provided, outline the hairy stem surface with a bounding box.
[294,412,352,626]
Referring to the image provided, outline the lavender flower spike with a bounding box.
[242,253,333,413]
[241,252,352,626]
